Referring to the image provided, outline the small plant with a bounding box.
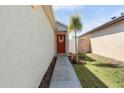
[82,50,87,60]
[69,51,87,64]
[78,52,83,59]
[78,50,87,64]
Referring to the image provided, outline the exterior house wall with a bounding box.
[69,39,78,53]
[0,6,56,87]
[78,34,91,52]
[90,20,124,62]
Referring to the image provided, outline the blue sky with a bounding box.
[53,5,124,39]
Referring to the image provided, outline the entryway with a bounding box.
[57,34,65,53]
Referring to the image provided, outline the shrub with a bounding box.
[77,50,87,64]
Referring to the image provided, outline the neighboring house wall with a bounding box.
[69,39,78,53]
[0,6,56,87]
[78,34,91,52]
[90,20,124,62]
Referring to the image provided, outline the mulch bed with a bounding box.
[68,52,84,64]
[39,57,57,88]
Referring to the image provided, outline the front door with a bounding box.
[57,34,65,53]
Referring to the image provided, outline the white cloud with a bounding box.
[53,5,84,12]
[53,5,84,26]
[99,8,105,12]
[78,8,124,37]
[53,6,124,39]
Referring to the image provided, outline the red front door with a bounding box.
[57,34,65,53]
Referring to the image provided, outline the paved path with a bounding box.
[50,55,81,88]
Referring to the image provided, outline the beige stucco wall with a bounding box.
[78,34,91,52]
[91,20,124,62]
[0,6,56,87]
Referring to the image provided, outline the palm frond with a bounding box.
[68,15,82,32]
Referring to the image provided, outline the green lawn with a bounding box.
[73,54,124,88]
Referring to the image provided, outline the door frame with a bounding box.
[56,32,66,54]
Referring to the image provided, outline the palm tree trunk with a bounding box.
[74,28,78,63]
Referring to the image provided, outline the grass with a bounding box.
[73,54,124,88]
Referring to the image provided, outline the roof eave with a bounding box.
[42,5,57,32]
[78,16,124,38]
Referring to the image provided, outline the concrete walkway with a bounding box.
[50,55,81,88]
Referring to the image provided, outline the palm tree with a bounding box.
[68,15,82,63]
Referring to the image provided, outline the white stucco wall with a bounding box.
[0,6,56,87]
[91,20,124,62]
[69,39,78,53]
[69,39,75,53]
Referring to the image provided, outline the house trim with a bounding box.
[41,5,57,32]
[78,16,124,38]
